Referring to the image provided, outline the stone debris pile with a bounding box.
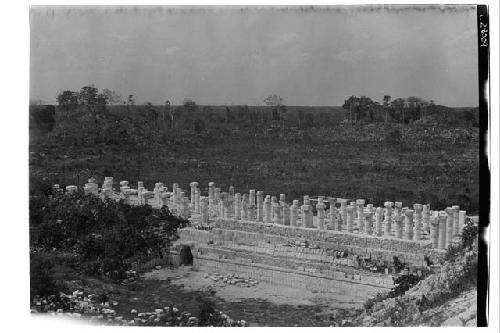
[31,290,248,327]
[203,272,259,288]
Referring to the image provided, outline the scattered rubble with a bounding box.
[203,272,259,288]
[31,290,248,327]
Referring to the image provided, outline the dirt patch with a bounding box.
[144,266,365,308]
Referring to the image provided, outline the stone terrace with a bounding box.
[56,177,477,299]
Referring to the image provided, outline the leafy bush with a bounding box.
[392,256,405,272]
[29,191,189,280]
[388,274,422,298]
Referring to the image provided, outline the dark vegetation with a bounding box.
[30,180,189,298]
[28,85,479,325]
[29,85,479,213]
[362,219,478,321]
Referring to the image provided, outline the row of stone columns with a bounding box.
[70,179,470,249]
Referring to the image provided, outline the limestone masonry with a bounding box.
[55,178,477,296]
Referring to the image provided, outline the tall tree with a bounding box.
[390,98,406,124]
[78,85,99,110]
[126,95,135,111]
[342,95,360,124]
[56,90,79,110]
[383,95,391,122]
[264,94,285,120]
[101,89,123,105]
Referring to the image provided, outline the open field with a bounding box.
[29,105,479,213]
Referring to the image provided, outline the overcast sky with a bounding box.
[30,5,478,106]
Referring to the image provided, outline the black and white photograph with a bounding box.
[3,0,498,330]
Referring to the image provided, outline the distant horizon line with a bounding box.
[29,102,479,109]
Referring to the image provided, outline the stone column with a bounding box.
[394,202,403,237]
[350,201,357,220]
[120,186,130,201]
[264,196,272,223]
[375,207,384,236]
[395,211,404,239]
[234,193,241,220]
[200,197,209,225]
[438,212,448,249]
[182,196,190,219]
[306,205,314,228]
[430,216,439,248]
[413,204,423,241]
[422,204,431,232]
[66,185,78,194]
[160,192,169,208]
[364,209,374,235]
[328,198,337,230]
[228,186,235,218]
[279,193,286,206]
[142,190,154,206]
[190,182,198,206]
[276,204,284,225]
[394,201,402,217]
[283,203,290,226]
[158,184,167,208]
[220,192,228,218]
[316,200,326,230]
[214,187,221,205]
[241,194,249,220]
[451,205,460,237]
[302,196,313,228]
[120,180,129,187]
[208,182,215,209]
[404,209,414,240]
[249,189,256,206]
[248,203,256,221]
[256,191,264,222]
[172,183,178,208]
[340,199,348,230]
[459,210,467,234]
[84,181,98,196]
[271,196,278,221]
[120,185,130,198]
[446,208,454,246]
[290,200,299,227]
[356,199,365,232]
[179,191,186,213]
[346,206,354,233]
[194,187,201,213]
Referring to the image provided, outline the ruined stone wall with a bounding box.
[193,255,390,296]
[178,225,443,269]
